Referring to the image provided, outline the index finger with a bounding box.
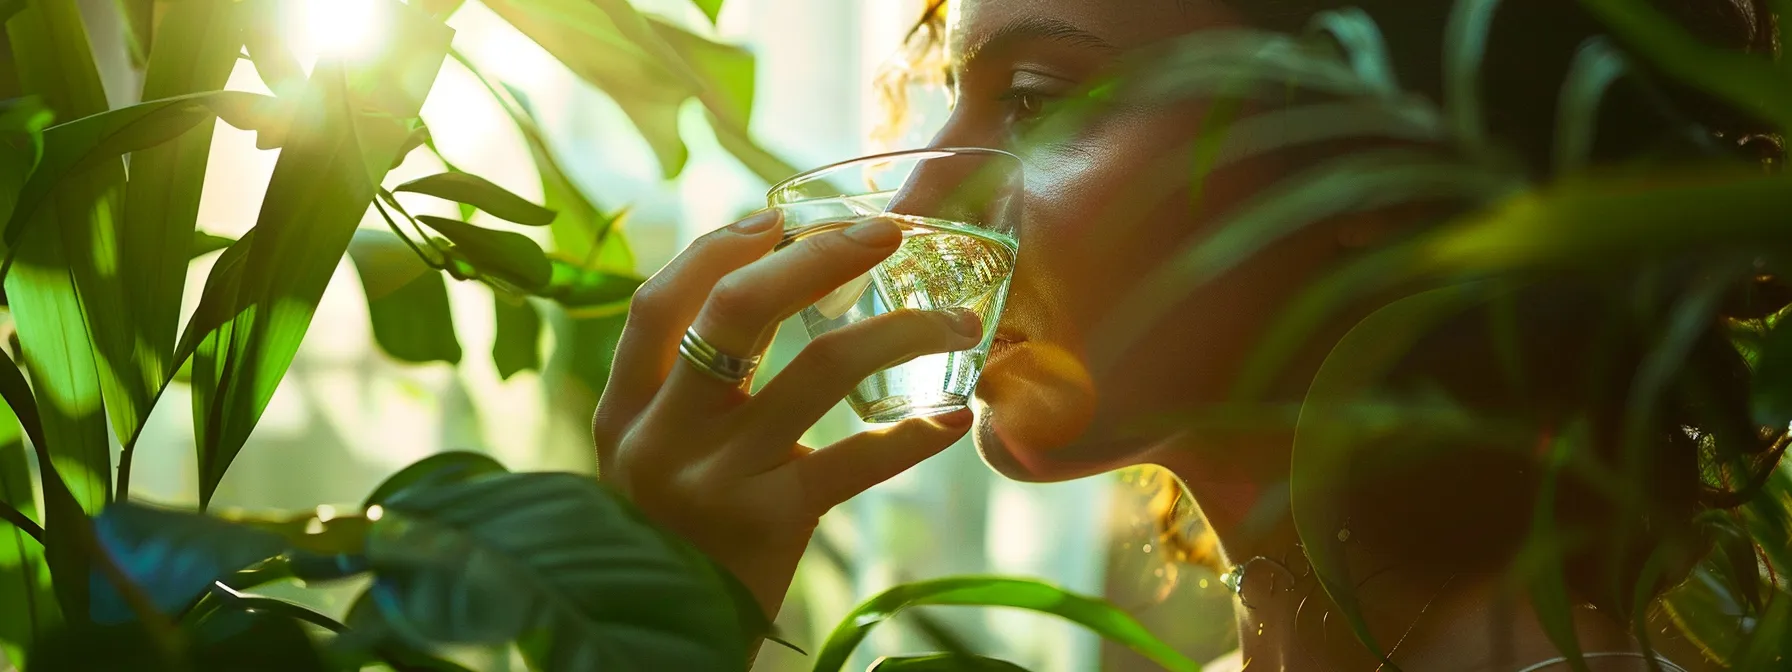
[595,210,782,447]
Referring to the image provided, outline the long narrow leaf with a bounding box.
[114,0,248,468]
[810,577,1195,672]
[5,0,121,520]
[0,408,55,668]
[1580,0,1792,132]
[189,0,451,508]
[1552,38,1627,174]
[394,172,555,227]
[1443,0,1502,157]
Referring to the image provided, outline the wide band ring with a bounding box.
[677,326,761,387]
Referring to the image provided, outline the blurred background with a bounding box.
[72,0,1242,668]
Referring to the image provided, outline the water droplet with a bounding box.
[1153,567,1164,577]
[366,505,384,522]
[1336,527,1351,542]
[1199,578,1210,589]
[1141,543,1153,554]
[1256,623,1264,636]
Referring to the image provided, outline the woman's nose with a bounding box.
[885,148,1023,236]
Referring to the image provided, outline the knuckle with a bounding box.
[704,273,763,323]
[626,279,670,323]
[800,331,859,371]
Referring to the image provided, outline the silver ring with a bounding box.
[677,326,760,387]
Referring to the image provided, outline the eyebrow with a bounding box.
[958,16,1118,69]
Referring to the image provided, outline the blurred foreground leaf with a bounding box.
[811,577,1194,672]
[365,472,764,671]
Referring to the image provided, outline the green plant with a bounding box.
[0,0,805,668]
[5,0,1791,670]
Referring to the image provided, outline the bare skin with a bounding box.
[595,0,1712,669]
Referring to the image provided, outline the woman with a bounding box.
[593,0,1786,668]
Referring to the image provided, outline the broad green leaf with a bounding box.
[187,604,331,670]
[1661,567,1748,664]
[1288,285,1496,668]
[869,655,1031,672]
[1442,0,1502,157]
[175,231,252,384]
[418,215,552,291]
[477,0,690,177]
[6,0,122,518]
[190,1,451,508]
[1580,0,1792,132]
[394,172,555,227]
[362,451,509,509]
[115,0,249,455]
[811,577,1195,672]
[1552,38,1627,174]
[493,295,541,379]
[0,407,56,668]
[365,473,758,670]
[691,0,722,24]
[88,502,286,624]
[648,17,799,185]
[348,229,463,365]
[1752,317,1792,428]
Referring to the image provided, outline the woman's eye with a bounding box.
[998,88,1050,127]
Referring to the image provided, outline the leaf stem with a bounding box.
[0,500,43,544]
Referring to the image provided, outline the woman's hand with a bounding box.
[593,209,982,618]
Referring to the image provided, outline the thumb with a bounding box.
[792,409,973,514]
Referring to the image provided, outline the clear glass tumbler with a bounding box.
[767,147,1023,423]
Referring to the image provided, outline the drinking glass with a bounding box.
[767,147,1023,423]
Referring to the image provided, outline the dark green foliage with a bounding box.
[366,473,764,671]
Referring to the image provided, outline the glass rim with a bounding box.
[766,146,1022,201]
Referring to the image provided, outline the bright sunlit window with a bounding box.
[295,0,386,62]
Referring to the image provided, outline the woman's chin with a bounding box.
[970,340,1102,482]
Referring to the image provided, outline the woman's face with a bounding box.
[949,0,1347,481]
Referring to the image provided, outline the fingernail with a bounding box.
[841,217,901,247]
[931,408,974,429]
[729,210,780,234]
[944,308,983,339]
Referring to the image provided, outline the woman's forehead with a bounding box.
[947,0,1237,60]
